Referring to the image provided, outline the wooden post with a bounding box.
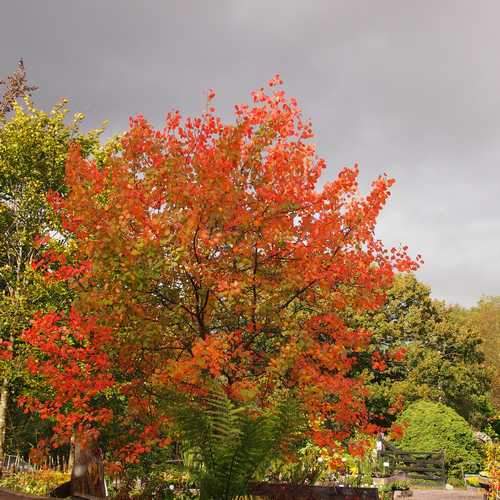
[441,449,446,487]
[70,441,106,498]
[0,376,10,470]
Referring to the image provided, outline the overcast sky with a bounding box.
[1,1,499,307]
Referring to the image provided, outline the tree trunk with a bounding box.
[68,431,75,471]
[70,440,106,497]
[0,378,8,466]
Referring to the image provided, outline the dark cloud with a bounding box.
[2,0,499,306]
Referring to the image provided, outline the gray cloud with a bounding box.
[1,0,499,306]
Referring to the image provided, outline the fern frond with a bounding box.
[165,382,306,499]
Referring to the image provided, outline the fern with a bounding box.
[166,384,305,500]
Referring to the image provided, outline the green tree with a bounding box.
[396,400,482,477]
[469,297,500,410]
[352,274,493,429]
[0,94,102,460]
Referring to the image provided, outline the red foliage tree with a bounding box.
[23,77,419,464]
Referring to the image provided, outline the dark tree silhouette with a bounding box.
[0,59,38,117]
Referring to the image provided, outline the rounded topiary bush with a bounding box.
[396,400,482,477]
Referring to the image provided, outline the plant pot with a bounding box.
[373,476,391,486]
[395,491,413,498]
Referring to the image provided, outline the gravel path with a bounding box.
[395,488,485,499]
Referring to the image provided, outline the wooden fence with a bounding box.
[381,439,446,484]
[2,454,70,475]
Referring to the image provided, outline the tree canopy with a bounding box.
[22,78,419,465]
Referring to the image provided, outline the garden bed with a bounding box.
[0,490,52,500]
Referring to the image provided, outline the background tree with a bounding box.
[351,273,493,429]
[24,77,419,480]
[0,74,103,461]
[469,296,500,411]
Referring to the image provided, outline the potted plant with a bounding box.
[391,480,412,497]
[372,458,392,486]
